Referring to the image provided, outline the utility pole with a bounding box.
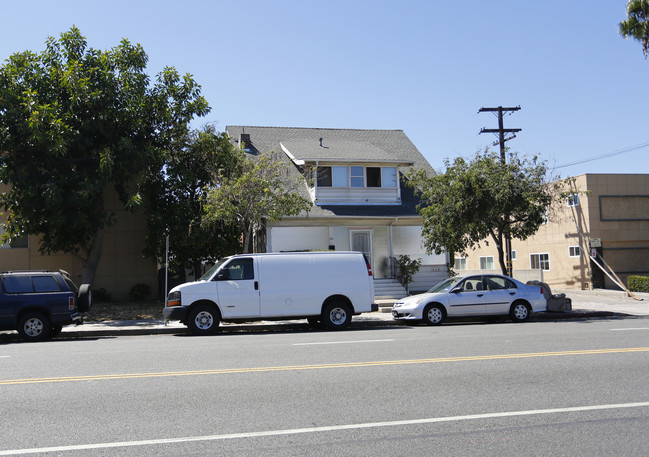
[478,106,521,278]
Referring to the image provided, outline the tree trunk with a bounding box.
[80,228,104,286]
[490,231,508,275]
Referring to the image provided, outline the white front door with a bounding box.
[350,230,372,271]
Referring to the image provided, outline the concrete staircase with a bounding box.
[374,278,407,312]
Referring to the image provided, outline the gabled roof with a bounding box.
[225,126,432,169]
[224,126,433,219]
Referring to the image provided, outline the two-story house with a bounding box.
[225,126,448,295]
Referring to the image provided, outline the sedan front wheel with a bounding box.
[423,304,445,326]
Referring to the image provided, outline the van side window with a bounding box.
[225,259,254,280]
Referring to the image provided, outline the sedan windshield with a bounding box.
[427,276,464,293]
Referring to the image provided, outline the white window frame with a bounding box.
[316,165,398,189]
[479,256,494,270]
[567,194,580,207]
[530,253,550,271]
[569,246,581,257]
[454,257,467,270]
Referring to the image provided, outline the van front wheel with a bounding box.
[187,304,221,335]
[321,301,352,330]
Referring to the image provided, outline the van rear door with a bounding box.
[216,257,261,318]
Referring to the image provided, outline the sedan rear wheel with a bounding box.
[510,301,531,322]
[423,304,445,326]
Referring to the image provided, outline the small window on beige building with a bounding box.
[530,253,550,271]
[569,246,581,257]
[566,194,580,207]
[479,256,494,270]
[454,257,467,270]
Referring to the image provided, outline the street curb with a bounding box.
[0,309,642,342]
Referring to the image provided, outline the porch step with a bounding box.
[374,278,407,301]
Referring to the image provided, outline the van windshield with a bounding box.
[199,258,229,281]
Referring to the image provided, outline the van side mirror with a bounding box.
[215,270,230,281]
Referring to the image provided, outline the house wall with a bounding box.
[459,174,649,291]
[1,184,157,300]
[266,222,448,282]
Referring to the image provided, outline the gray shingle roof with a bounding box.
[225,126,433,218]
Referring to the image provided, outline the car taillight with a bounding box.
[540,287,544,294]
[69,297,75,310]
[366,261,373,277]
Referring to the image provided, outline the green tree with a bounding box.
[203,154,313,253]
[620,0,649,57]
[142,124,242,278]
[407,150,555,275]
[0,27,208,285]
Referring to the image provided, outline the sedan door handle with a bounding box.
[509,292,516,295]
[477,294,484,297]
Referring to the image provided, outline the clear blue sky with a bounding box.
[1,0,647,177]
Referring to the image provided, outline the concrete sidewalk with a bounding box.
[54,288,649,338]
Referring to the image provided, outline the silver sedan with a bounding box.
[391,274,547,325]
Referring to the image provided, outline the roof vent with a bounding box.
[319,137,323,147]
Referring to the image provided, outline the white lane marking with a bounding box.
[1,402,648,455]
[610,328,649,331]
[293,339,394,346]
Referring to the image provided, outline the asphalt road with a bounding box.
[1,317,649,456]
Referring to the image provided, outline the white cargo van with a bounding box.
[163,251,378,334]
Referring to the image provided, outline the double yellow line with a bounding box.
[2,347,648,386]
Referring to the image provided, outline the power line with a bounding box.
[554,141,649,169]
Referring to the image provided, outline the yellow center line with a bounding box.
[2,347,648,386]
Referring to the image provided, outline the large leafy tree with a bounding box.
[620,0,649,57]
[203,154,313,254]
[142,124,242,278]
[407,150,555,275]
[0,27,208,285]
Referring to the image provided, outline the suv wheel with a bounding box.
[18,312,53,342]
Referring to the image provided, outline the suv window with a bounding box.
[2,276,34,293]
[33,276,61,292]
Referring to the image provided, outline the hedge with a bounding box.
[628,275,649,293]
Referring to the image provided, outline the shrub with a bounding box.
[395,255,422,295]
[628,275,649,293]
[129,283,152,301]
[93,288,112,302]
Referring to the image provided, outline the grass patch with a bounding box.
[86,301,164,322]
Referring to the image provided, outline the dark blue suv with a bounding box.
[0,270,91,341]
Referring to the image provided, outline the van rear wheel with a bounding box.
[321,301,351,330]
[187,304,221,335]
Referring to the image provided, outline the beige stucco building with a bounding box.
[458,174,649,291]
[1,184,157,300]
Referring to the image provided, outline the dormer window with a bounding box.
[350,166,364,187]
[316,166,397,189]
